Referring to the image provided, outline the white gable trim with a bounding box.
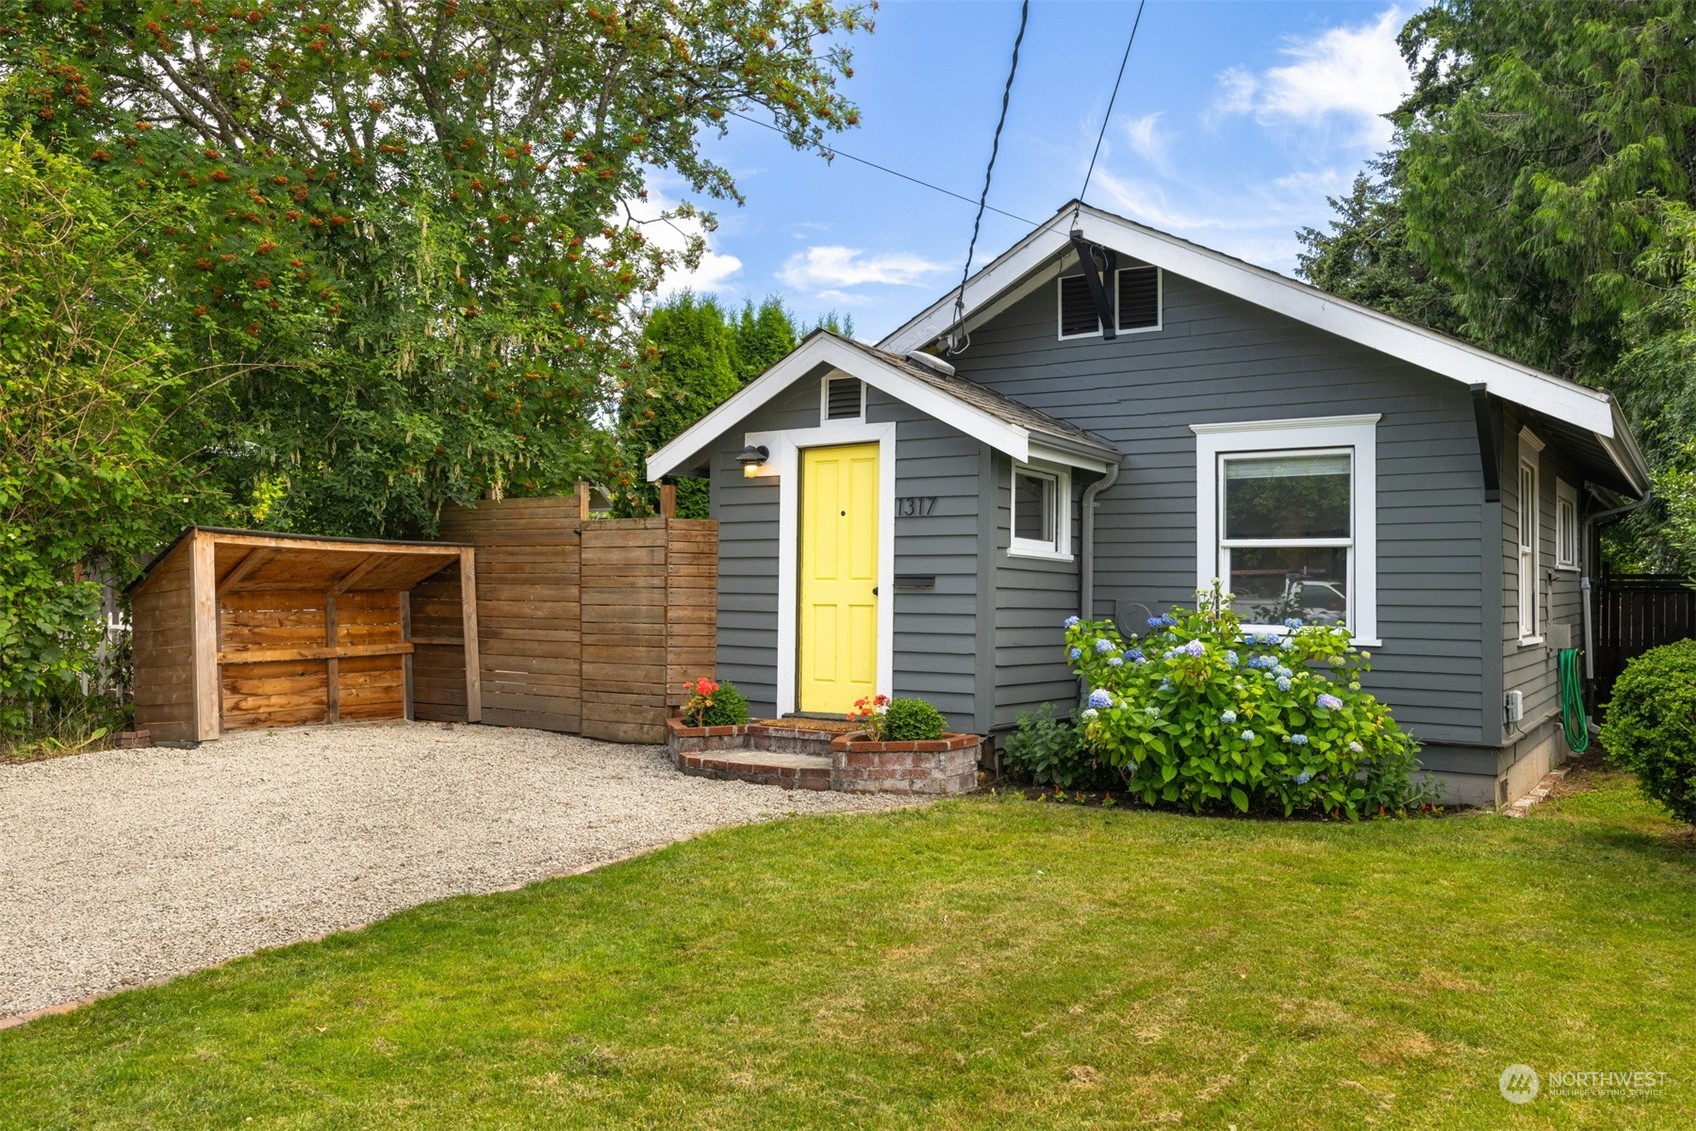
[880,204,1619,440]
[645,333,1034,480]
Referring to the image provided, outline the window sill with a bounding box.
[1518,636,1545,648]
[1008,544,1073,563]
[1553,564,1581,573]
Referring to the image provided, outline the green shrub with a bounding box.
[1600,639,1696,825]
[879,697,947,742]
[699,680,749,727]
[1000,703,1111,788]
[1063,585,1419,819]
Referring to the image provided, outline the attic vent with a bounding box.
[1058,274,1100,338]
[1117,265,1160,330]
[825,376,863,421]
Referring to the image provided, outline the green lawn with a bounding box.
[3,767,1692,1130]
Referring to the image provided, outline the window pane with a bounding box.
[1223,454,1350,540]
[1229,546,1349,625]
[1014,473,1053,542]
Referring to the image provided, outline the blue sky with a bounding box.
[650,1,1415,341]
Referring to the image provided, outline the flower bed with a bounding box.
[667,718,981,795]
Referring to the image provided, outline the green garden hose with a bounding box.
[1559,647,1590,753]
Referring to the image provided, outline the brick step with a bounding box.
[676,749,833,791]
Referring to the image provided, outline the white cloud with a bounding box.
[1209,7,1410,147]
[1122,112,1173,177]
[628,187,743,299]
[778,245,945,291]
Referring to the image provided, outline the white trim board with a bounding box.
[744,421,897,719]
[880,202,1635,467]
[1191,414,1381,646]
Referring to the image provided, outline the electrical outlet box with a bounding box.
[1547,623,1575,650]
[1505,689,1524,726]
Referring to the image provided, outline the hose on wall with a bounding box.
[1559,647,1590,753]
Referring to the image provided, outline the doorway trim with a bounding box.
[744,420,895,719]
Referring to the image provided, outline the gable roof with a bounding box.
[880,201,1649,495]
[646,330,1120,480]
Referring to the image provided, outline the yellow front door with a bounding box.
[799,443,879,714]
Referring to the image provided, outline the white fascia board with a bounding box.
[646,333,1030,480]
[881,203,1617,437]
[1027,442,1112,475]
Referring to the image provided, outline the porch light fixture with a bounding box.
[737,444,770,478]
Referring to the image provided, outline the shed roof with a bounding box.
[128,527,468,596]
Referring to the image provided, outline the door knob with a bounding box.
[872,586,879,596]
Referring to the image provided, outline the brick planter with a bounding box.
[667,718,980,795]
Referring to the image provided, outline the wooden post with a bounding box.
[189,530,221,741]
[324,594,340,723]
[577,480,592,520]
[400,589,414,721]
[459,547,482,722]
[658,482,676,519]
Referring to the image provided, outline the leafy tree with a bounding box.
[2,0,871,535]
[732,295,799,382]
[0,135,205,732]
[616,291,741,518]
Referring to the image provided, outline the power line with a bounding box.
[725,110,1036,226]
[947,0,1031,356]
[1075,0,1147,222]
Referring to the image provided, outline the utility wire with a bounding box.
[947,0,1031,356]
[726,110,1036,226]
[1074,0,1147,226]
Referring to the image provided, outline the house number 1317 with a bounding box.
[894,496,937,516]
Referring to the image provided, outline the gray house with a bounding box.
[647,202,1650,807]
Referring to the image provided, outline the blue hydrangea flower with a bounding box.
[1317,693,1343,711]
[1279,637,1296,651]
[1276,677,1292,692]
[1348,740,1364,754]
[1147,616,1166,629]
[1240,729,1256,742]
[1124,648,1145,663]
[1290,733,1309,746]
[1108,656,1124,668]
[1093,637,1114,655]
[1068,647,1082,660]
[1182,639,1205,657]
[1294,771,1312,785]
[1087,688,1112,709]
[1080,707,1099,721]
[1284,617,1304,629]
[1063,615,1080,628]
[1225,650,1239,667]
[1275,665,1293,679]
[1220,710,1238,724]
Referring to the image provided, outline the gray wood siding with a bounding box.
[991,453,1083,729]
[1501,409,1587,740]
[950,267,1488,744]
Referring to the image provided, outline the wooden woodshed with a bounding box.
[128,528,478,743]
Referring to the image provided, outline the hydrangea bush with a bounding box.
[1062,587,1425,818]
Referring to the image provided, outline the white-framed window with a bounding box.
[819,375,864,424]
[1518,428,1544,643]
[1010,462,1071,560]
[1057,265,1162,339]
[1192,415,1380,644]
[1555,478,1579,571]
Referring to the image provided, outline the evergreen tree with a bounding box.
[733,297,800,382]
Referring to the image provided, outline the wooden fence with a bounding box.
[412,487,717,743]
[1592,572,1696,701]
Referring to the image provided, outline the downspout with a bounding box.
[1581,490,1654,681]
[1079,458,1122,618]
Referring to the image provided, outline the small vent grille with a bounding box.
[825,377,862,420]
[1058,275,1100,337]
[1117,265,1159,330]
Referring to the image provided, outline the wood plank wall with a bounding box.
[131,541,197,743]
[437,495,718,744]
[411,560,471,722]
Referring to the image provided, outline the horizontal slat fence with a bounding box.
[435,489,717,744]
[1593,573,1696,702]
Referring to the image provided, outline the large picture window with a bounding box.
[1192,415,1380,644]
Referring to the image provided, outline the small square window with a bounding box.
[1010,463,1070,559]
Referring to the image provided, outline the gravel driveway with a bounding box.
[0,723,910,1020]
